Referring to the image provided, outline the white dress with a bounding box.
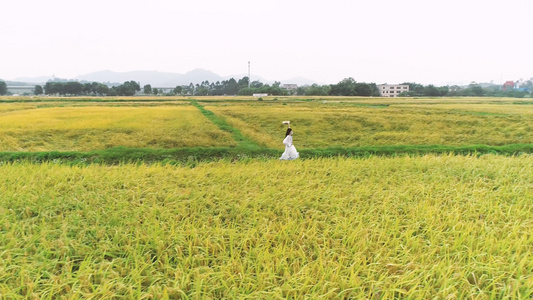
[280,135,299,160]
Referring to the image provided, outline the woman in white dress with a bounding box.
[280,128,299,160]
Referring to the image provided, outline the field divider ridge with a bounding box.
[299,144,533,157]
[2,144,533,165]
[0,147,281,165]
[189,100,261,150]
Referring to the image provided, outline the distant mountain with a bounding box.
[281,76,322,86]
[229,74,320,86]
[75,69,226,87]
[76,70,174,86]
[11,76,53,84]
[6,81,38,86]
[180,69,226,86]
[478,82,499,88]
[10,69,321,87]
[76,69,321,87]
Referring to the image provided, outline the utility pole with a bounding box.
[248,61,251,88]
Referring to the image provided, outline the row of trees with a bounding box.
[169,77,381,97]
[39,81,140,96]
[35,78,261,97]
[448,82,531,98]
[296,78,381,97]
[296,80,531,98]
[179,78,287,96]
[140,77,289,96]
[3,78,531,98]
[41,81,108,96]
[177,77,383,97]
[0,81,7,95]
[399,82,531,98]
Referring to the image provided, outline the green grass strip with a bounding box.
[190,100,261,150]
[299,144,533,157]
[1,144,533,165]
[0,147,279,165]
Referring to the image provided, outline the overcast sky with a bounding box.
[2,0,532,85]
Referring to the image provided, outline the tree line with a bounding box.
[27,77,383,97]
[2,77,531,98]
[135,77,380,97]
[38,81,141,96]
[296,80,531,98]
[34,77,293,97]
[157,78,288,96]
[398,82,532,98]
[298,78,381,96]
[0,81,7,95]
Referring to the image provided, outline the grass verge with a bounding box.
[2,144,533,164]
[190,100,260,150]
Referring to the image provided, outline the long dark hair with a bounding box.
[285,128,292,137]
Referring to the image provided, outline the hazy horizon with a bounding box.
[2,0,532,86]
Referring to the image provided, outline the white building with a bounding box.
[281,84,298,94]
[282,84,298,90]
[135,87,175,95]
[7,86,36,95]
[377,84,409,97]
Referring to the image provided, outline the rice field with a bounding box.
[0,103,38,113]
[0,155,532,298]
[1,97,532,298]
[2,97,533,152]
[0,105,235,151]
[206,101,533,149]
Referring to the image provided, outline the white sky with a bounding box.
[1,0,532,85]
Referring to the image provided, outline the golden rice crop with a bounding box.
[207,102,533,149]
[0,155,531,298]
[0,105,235,151]
[399,103,533,115]
[0,103,38,113]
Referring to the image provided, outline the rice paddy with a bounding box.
[206,101,533,149]
[0,105,235,151]
[0,96,532,298]
[1,156,532,298]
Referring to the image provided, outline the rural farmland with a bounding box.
[0,96,532,298]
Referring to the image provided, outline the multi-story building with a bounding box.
[7,85,36,96]
[281,84,298,95]
[377,84,409,97]
[502,81,515,91]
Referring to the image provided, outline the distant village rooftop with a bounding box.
[377,84,409,97]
